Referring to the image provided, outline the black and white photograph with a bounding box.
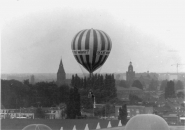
[1,0,185,130]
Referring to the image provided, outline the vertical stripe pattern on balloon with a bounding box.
[71,28,112,73]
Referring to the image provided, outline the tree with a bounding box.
[1,80,71,109]
[35,108,45,119]
[119,80,128,88]
[177,91,184,98]
[1,79,30,109]
[79,74,117,109]
[23,79,30,86]
[33,82,59,107]
[148,79,159,91]
[74,87,81,118]
[118,104,128,125]
[175,80,184,91]
[160,80,167,91]
[129,94,142,105]
[58,84,70,104]
[132,80,143,90]
[165,80,176,99]
[66,87,81,119]
[67,88,76,119]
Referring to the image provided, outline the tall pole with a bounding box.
[88,90,95,117]
[105,99,107,118]
[171,63,185,80]
[105,103,106,118]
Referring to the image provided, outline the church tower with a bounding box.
[57,59,66,87]
[126,61,135,87]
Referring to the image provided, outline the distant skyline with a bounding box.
[1,0,185,74]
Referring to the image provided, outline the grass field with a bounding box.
[1,119,185,130]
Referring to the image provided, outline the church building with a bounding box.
[56,59,66,87]
[126,62,135,87]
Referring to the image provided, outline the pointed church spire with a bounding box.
[58,58,65,73]
[57,58,66,87]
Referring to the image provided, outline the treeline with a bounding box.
[161,80,184,91]
[1,79,69,109]
[118,79,184,92]
[69,74,117,108]
[1,73,117,111]
[164,80,184,99]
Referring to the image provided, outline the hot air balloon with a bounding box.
[22,124,52,130]
[71,28,112,76]
[125,114,169,130]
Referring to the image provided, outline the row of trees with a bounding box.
[161,80,184,91]
[66,74,117,118]
[67,87,81,119]
[164,80,184,99]
[118,80,143,89]
[71,74,117,106]
[1,74,117,119]
[118,79,157,90]
[1,79,70,109]
[118,79,184,92]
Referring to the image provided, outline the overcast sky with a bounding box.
[1,0,185,74]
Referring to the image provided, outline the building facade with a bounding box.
[0,107,66,119]
[0,109,34,119]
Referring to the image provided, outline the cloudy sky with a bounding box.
[1,0,185,74]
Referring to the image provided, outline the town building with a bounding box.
[126,62,135,87]
[163,114,179,125]
[165,98,185,116]
[56,59,66,87]
[0,108,34,119]
[0,107,66,119]
[43,107,66,119]
[180,116,185,124]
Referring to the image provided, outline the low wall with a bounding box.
[2,119,184,130]
[1,119,119,130]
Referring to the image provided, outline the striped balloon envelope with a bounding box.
[71,28,112,74]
